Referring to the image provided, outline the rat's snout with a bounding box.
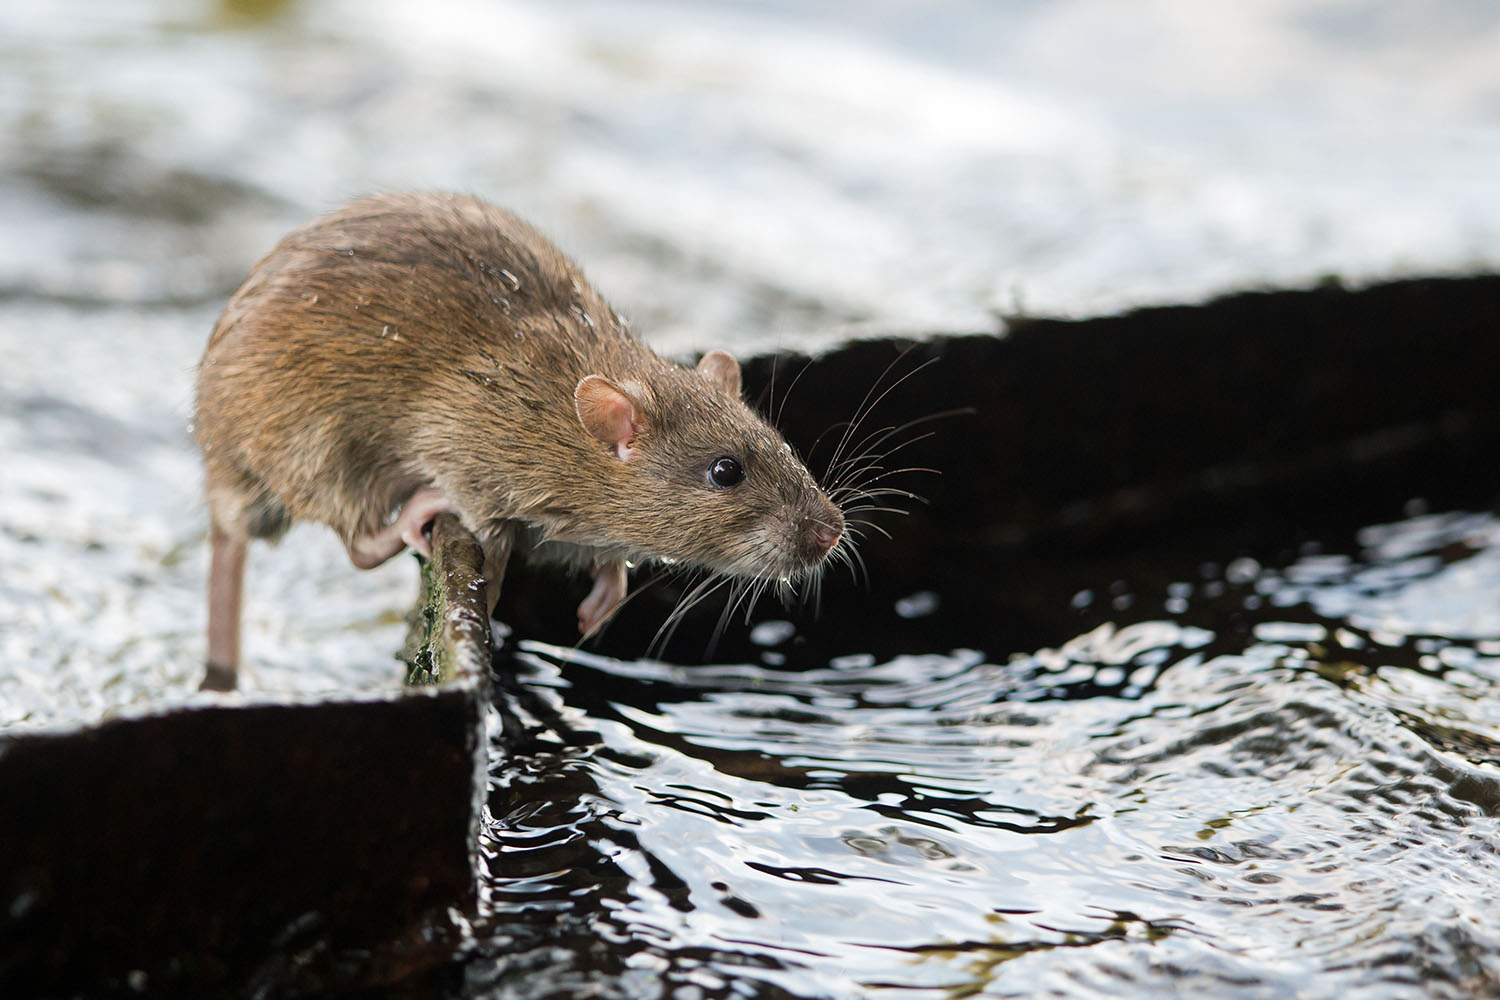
[798,497,845,562]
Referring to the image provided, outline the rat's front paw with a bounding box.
[578,558,628,636]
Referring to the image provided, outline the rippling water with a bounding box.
[463,509,1500,999]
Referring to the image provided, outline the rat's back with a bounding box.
[194,192,623,544]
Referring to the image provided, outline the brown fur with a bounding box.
[195,192,842,681]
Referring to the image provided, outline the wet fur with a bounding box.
[196,193,842,627]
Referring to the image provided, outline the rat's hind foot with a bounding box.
[578,557,627,637]
[348,486,459,569]
[200,662,238,692]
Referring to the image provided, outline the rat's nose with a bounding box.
[808,520,841,552]
[801,503,844,558]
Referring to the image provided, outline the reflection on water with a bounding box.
[469,510,1500,998]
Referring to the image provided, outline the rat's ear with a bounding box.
[576,375,646,461]
[696,350,741,398]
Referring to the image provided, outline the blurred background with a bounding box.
[8,0,1500,339]
[4,0,1500,725]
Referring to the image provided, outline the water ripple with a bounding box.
[466,511,1500,998]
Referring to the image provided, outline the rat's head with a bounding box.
[573,350,844,582]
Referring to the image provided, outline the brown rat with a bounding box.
[194,192,844,690]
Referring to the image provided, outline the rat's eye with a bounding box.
[708,456,745,488]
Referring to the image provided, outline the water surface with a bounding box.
[466,509,1500,998]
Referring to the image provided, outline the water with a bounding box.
[462,509,1500,998]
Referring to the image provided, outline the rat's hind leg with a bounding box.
[346,486,460,569]
[203,520,246,691]
[202,480,290,691]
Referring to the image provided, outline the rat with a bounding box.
[194,192,844,691]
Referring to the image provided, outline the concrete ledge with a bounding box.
[0,693,480,996]
[1,517,494,997]
[742,275,1500,557]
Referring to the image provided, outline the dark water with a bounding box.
[454,508,1500,999]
